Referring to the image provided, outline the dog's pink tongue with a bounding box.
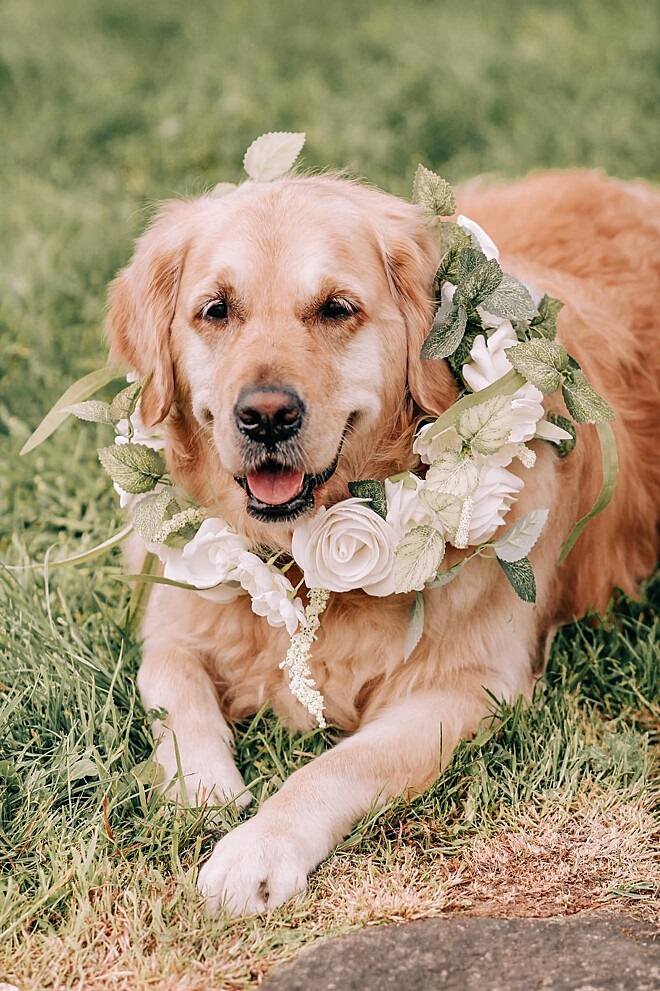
[246,468,305,506]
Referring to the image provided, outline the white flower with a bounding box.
[163,518,247,604]
[457,214,500,261]
[467,462,524,544]
[385,476,437,538]
[292,498,397,596]
[236,554,305,635]
[462,326,545,466]
[413,422,461,466]
[115,402,166,451]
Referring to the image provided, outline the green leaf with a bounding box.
[559,421,618,564]
[98,443,166,494]
[404,591,425,661]
[528,294,564,340]
[412,164,456,216]
[455,259,503,308]
[64,400,113,424]
[562,370,614,424]
[130,491,176,543]
[394,525,446,593]
[492,508,549,562]
[456,247,488,283]
[243,131,306,181]
[425,449,479,499]
[544,413,577,458]
[482,274,537,320]
[437,223,473,266]
[456,395,513,456]
[506,339,569,393]
[124,550,160,636]
[348,479,387,519]
[20,364,123,455]
[420,489,463,534]
[421,368,526,442]
[108,380,143,422]
[497,556,537,602]
[420,304,467,360]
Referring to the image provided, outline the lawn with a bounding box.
[0,0,658,988]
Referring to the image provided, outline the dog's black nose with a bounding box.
[234,387,305,446]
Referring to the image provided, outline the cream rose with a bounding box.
[292,498,397,596]
[163,518,247,603]
[236,554,305,634]
[468,462,524,544]
[385,476,437,538]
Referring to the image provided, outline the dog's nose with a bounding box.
[234,387,305,446]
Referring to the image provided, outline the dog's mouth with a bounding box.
[235,432,349,523]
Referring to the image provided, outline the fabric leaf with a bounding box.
[243,131,306,181]
[420,304,467,360]
[348,479,387,519]
[506,339,569,393]
[64,400,113,424]
[412,165,456,216]
[394,525,446,593]
[497,556,537,602]
[425,449,479,499]
[456,259,503,308]
[482,274,537,320]
[98,443,166,494]
[130,491,176,543]
[456,395,513,456]
[108,381,143,422]
[492,508,549,562]
[562,371,614,424]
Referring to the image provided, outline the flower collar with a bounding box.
[24,134,617,728]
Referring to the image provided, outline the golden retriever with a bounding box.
[106,170,660,915]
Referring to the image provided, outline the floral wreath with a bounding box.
[22,133,618,728]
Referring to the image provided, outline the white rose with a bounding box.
[292,498,397,596]
[385,476,437,538]
[456,214,500,261]
[236,553,305,635]
[163,518,247,603]
[468,462,524,544]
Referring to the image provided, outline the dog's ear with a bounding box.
[376,201,456,416]
[106,200,194,426]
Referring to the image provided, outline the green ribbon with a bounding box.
[558,421,618,564]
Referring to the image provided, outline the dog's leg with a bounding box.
[138,647,252,808]
[197,672,519,915]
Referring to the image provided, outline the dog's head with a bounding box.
[107,177,456,542]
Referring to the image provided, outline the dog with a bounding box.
[106,169,660,915]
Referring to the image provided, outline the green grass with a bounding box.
[1,0,658,987]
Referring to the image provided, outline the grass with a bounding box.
[0,0,658,987]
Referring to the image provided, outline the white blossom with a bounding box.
[413,422,462,466]
[279,587,330,727]
[467,462,524,544]
[115,402,166,451]
[291,498,397,596]
[456,214,500,261]
[385,476,437,538]
[236,554,305,635]
[162,518,247,604]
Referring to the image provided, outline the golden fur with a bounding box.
[107,171,660,914]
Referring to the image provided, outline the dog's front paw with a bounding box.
[155,736,252,809]
[197,816,310,915]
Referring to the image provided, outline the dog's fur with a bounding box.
[107,171,660,914]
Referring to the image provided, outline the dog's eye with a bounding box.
[203,299,229,321]
[318,297,356,321]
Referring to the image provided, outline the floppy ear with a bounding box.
[376,200,457,416]
[106,200,194,425]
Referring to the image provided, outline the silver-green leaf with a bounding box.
[130,490,176,542]
[506,339,569,393]
[108,381,143,423]
[420,304,467,360]
[65,400,113,424]
[482,273,537,320]
[456,395,513,456]
[243,131,306,181]
[562,371,614,424]
[394,525,446,593]
[492,508,549,562]
[456,259,503,308]
[427,558,467,588]
[98,443,166,494]
[412,164,456,217]
[497,556,537,602]
[425,449,479,499]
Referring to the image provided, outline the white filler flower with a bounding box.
[292,498,397,596]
